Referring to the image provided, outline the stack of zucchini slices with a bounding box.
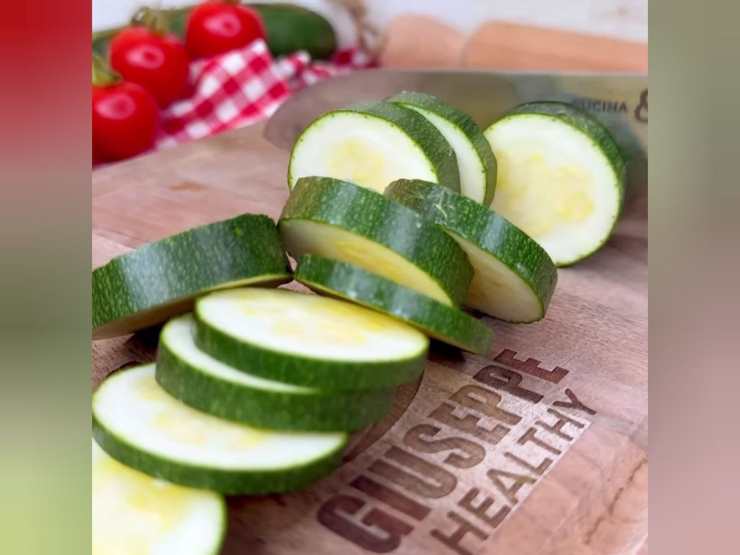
[92,213,438,554]
[92,91,626,553]
[291,93,625,266]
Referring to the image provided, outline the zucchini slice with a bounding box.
[93,365,347,494]
[386,180,557,323]
[388,91,496,204]
[295,255,493,355]
[93,440,226,555]
[483,102,626,266]
[287,101,460,194]
[157,315,395,431]
[93,214,291,339]
[279,176,473,306]
[194,288,428,390]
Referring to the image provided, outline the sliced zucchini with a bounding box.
[295,255,493,355]
[386,180,557,323]
[287,101,460,194]
[157,315,395,431]
[93,214,291,339]
[279,176,473,306]
[484,102,626,266]
[92,364,347,494]
[194,288,428,391]
[93,440,226,555]
[388,91,496,204]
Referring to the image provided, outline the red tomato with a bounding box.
[110,27,190,107]
[92,81,158,162]
[185,1,266,59]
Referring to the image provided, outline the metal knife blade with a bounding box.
[264,69,648,186]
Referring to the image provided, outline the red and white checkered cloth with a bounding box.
[156,39,373,148]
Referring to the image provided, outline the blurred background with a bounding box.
[93,0,647,71]
[91,0,647,164]
[94,0,648,40]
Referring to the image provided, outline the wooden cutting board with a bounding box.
[92,115,647,554]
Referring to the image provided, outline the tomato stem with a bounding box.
[92,53,121,87]
[130,6,169,35]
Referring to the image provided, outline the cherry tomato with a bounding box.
[186,1,266,59]
[92,81,158,162]
[110,27,190,107]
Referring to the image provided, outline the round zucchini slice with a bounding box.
[93,440,226,555]
[157,315,395,431]
[279,176,473,307]
[287,101,460,193]
[386,179,557,323]
[194,288,428,391]
[389,91,496,204]
[92,214,291,339]
[92,364,348,494]
[295,255,493,355]
[483,101,626,266]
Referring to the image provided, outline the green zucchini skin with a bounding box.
[295,255,493,355]
[92,420,346,495]
[287,102,461,192]
[388,91,497,204]
[385,179,558,321]
[252,3,336,59]
[93,3,337,60]
[279,177,473,306]
[193,306,427,392]
[156,316,395,431]
[92,214,291,339]
[490,101,626,266]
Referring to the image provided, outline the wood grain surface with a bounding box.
[92,112,647,554]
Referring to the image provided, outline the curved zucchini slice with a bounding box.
[93,365,347,494]
[92,214,291,339]
[157,315,395,431]
[287,101,460,193]
[93,440,226,555]
[295,255,493,355]
[279,177,473,306]
[484,102,626,266]
[194,288,428,391]
[389,91,496,204]
[386,180,557,323]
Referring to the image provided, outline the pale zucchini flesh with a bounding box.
[451,232,548,322]
[389,91,496,204]
[287,102,460,193]
[289,112,436,192]
[194,288,428,390]
[411,108,488,202]
[197,288,426,362]
[279,177,473,307]
[281,219,453,305]
[385,179,557,323]
[93,440,225,555]
[157,315,396,431]
[484,103,625,265]
[295,255,494,355]
[93,364,348,494]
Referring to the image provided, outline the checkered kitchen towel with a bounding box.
[156,39,373,148]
